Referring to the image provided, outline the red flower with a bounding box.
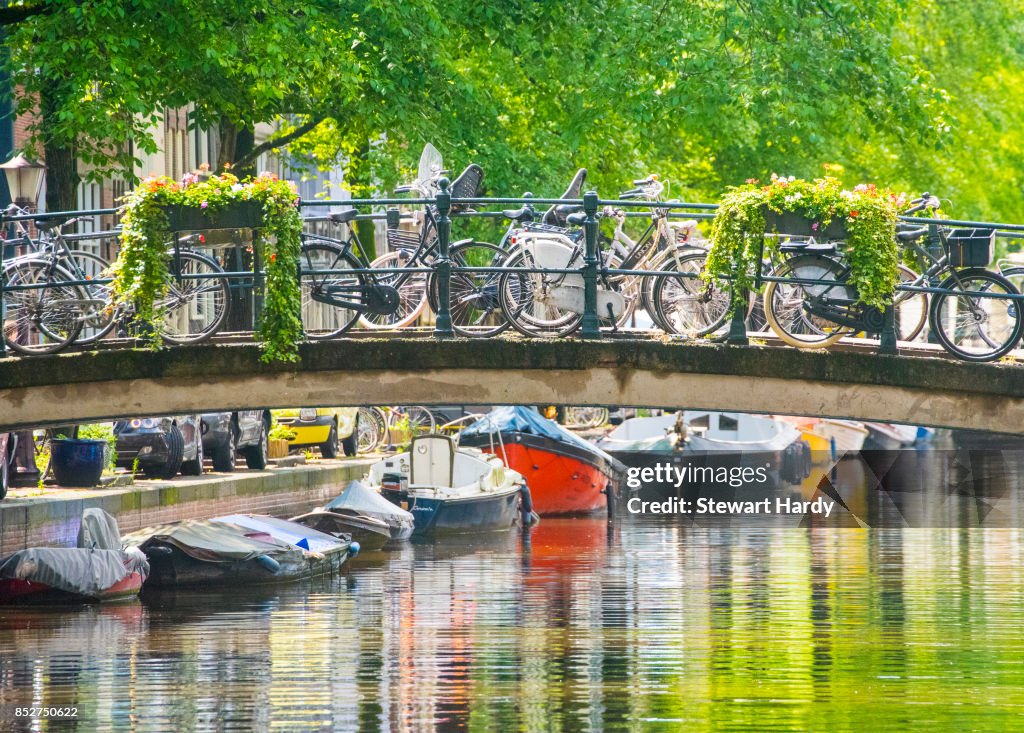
[850,210,859,217]
[269,253,277,263]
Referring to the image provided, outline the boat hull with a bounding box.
[0,571,146,604]
[484,441,610,515]
[141,543,349,588]
[386,487,522,536]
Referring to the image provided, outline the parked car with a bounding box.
[0,432,16,499]
[200,410,272,472]
[114,416,203,479]
[271,408,359,458]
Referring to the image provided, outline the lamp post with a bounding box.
[0,154,45,211]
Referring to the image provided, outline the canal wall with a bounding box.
[0,458,374,555]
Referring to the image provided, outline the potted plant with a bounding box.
[704,174,902,310]
[268,423,297,459]
[108,169,304,362]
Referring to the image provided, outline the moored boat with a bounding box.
[0,508,149,604]
[775,416,869,460]
[125,515,357,588]
[292,479,416,550]
[366,434,530,536]
[597,411,810,499]
[458,407,624,515]
[864,422,920,450]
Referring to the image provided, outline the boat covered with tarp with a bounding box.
[458,407,624,514]
[125,515,357,588]
[292,479,415,550]
[0,508,149,604]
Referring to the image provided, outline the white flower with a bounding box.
[231,183,243,192]
[788,175,796,182]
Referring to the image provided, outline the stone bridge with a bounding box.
[0,337,1020,432]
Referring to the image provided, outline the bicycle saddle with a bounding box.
[35,216,71,231]
[779,241,837,254]
[565,212,588,226]
[542,168,587,226]
[329,210,358,225]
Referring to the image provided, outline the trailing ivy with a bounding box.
[109,171,303,362]
[704,175,902,310]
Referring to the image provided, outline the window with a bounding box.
[718,415,739,432]
[75,182,102,239]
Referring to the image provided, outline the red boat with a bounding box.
[0,564,147,603]
[458,407,622,515]
[0,508,149,604]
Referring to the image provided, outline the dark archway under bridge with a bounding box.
[0,337,1022,433]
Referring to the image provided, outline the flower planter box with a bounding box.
[762,207,848,240]
[164,200,263,232]
[268,439,291,459]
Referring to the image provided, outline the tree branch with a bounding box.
[0,2,54,28]
[233,116,324,169]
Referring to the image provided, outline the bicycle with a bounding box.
[497,175,724,338]
[356,406,437,452]
[761,193,1023,361]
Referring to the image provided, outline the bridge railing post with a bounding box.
[0,216,5,358]
[433,178,454,339]
[725,284,749,346]
[580,190,600,339]
[878,303,898,355]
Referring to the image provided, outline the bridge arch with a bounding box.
[0,338,1021,433]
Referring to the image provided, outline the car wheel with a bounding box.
[321,423,339,459]
[158,425,186,480]
[341,415,358,457]
[180,430,204,476]
[244,422,269,470]
[212,427,237,472]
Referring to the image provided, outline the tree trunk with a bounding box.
[233,125,256,178]
[217,117,237,172]
[38,79,78,213]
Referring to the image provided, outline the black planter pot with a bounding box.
[164,201,263,231]
[762,207,848,240]
[51,439,107,488]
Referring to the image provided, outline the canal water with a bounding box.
[2,515,1023,731]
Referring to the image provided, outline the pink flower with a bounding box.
[201,201,209,209]
[811,222,819,231]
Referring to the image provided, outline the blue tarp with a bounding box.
[459,407,620,469]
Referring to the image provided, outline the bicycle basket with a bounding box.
[386,228,422,253]
[946,228,994,268]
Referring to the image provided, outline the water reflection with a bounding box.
[2,507,1024,729]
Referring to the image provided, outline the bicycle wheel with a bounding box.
[158,251,230,344]
[427,241,511,337]
[498,250,582,337]
[650,251,731,337]
[929,268,1024,362]
[394,406,436,437]
[566,406,609,428]
[763,254,850,349]
[300,243,366,339]
[893,264,929,342]
[356,407,383,453]
[63,249,117,344]
[3,259,84,354]
[358,251,428,330]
